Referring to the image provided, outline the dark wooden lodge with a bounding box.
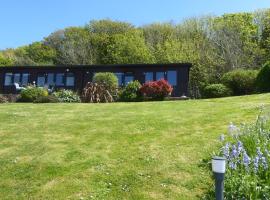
[0,63,191,97]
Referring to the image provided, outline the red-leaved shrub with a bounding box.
[139,79,173,100]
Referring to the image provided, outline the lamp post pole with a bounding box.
[212,156,226,200]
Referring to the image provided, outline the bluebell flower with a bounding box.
[231,145,238,158]
[229,161,237,170]
[222,142,230,159]
[237,141,243,154]
[243,150,251,169]
[257,147,263,159]
[254,156,259,173]
[261,157,268,170]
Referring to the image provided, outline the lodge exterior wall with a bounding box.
[0,63,191,97]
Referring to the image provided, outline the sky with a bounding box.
[1,0,270,50]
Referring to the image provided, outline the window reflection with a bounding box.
[145,72,153,82]
[56,73,65,86]
[66,73,75,86]
[156,72,165,80]
[167,71,177,86]
[22,73,29,86]
[4,73,13,86]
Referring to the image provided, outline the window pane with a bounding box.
[47,73,55,86]
[125,76,134,85]
[145,72,153,82]
[14,73,21,84]
[21,73,29,85]
[56,73,65,86]
[167,71,177,86]
[4,73,13,86]
[37,75,45,87]
[156,72,165,80]
[66,73,75,86]
[114,73,123,86]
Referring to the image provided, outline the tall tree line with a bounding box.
[1,9,270,97]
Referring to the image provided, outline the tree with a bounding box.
[0,53,13,66]
[104,30,154,64]
[45,27,96,65]
[26,42,56,64]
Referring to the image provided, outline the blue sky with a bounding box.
[1,0,270,50]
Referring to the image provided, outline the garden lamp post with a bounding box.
[212,156,226,200]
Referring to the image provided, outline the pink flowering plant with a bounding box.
[210,108,270,199]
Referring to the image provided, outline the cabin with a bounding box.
[0,63,191,97]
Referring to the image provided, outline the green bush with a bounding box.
[0,95,8,103]
[52,89,81,103]
[93,72,118,92]
[19,86,48,102]
[221,69,258,95]
[34,95,59,103]
[203,84,232,98]
[119,80,142,102]
[256,62,270,93]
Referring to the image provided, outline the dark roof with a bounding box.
[0,63,192,70]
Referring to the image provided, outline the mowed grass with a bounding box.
[0,94,270,200]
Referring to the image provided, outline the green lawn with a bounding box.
[0,94,269,200]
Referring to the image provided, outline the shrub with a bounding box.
[34,95,59,103]
[206,110,270,199]
[256,62,270,93]
[52,90,81,103]
[221,69,258,95]
[139,79,173,100]
[19,86,48,102]
[0,95,8,103]
[93,72,118,92]
[202,84,232,98]
[81,82,114,103]
[119,80,142,102]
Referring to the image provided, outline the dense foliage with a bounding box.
[19,86,48,102]
[1,10,270,97]
[208,110,270,199]
[140,79,173,100]
[52,90,81,103]
[202,84,232,98]
[256,62,270,93]
[119,80,142,102]
[221,69,258,95]
[93,72,118,93]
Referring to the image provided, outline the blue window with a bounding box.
[156,72,165,80]
[4,73,13,86]
[167,71,177,86]
[37,74,46,87]
[47,73,55,86]
[56,73,65,86]
[114,73,124,86]
[14,73,21,84]
[66,73,75,86]
[21,73,29,86]
[124,75,134,85]
[144,72,153,82]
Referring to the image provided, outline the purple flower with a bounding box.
[222,142,230,158]
[261,157,268,170]
[254,156,259,173]
[243,151,251,169]
[257,147,263,159]
[229,161,237,170]
[237,141,243,154]
[231,145,238,158]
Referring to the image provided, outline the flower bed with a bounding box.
[208,108,270,199]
